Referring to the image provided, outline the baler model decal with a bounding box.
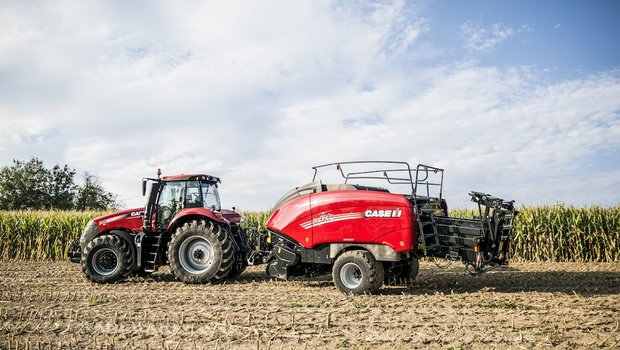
[300,212,365,230]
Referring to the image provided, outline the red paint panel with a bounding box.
[161,174,208,181]
[266,190,416,252]
[93,207,144,233]
[265,195,313,246]
[169,207,230,229]
[220,209,242,224]
[309,191,413,252]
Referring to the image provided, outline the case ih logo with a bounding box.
[364,209,402,218]
[300,212,364,230]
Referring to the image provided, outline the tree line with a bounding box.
[0,157,121,211]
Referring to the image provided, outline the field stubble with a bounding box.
[0,261,619,349]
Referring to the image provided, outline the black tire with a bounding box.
[130,266,153,277]
[167,220,234,284]
[383,258,420,286]
[332,250,384,294]
[228,262,247,278]
[81,235,132,283]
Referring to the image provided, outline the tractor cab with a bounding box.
[142,173,222,232]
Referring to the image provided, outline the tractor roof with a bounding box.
[161,174,220,183]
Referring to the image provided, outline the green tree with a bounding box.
[0,157,119,211]
[49,164,77,209]
[74,173,120,211]
[0,158,54,209]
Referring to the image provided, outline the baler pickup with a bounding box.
[418,190,517,274]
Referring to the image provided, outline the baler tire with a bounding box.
[81,234,132,284]
[384,258,420,286]
[333,250,384,294]
[167,220,234,284]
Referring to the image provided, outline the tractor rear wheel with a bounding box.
[383,258,420,286]
[333,250,384,294]
[167,220,234,284]
[131,266,153,277]
[81,235,133,283]
[227,257,248,278]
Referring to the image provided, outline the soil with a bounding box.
[1,261,618,349]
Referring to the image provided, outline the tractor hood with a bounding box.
[79,208,144,250]
[92,207,144,232]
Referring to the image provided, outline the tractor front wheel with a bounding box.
[333,250,384,294]
[167,220,234,284]
[81,235,133,283]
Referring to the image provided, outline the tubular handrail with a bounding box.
[311,160,444,199]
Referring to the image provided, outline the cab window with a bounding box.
[184,181,202,208]
[157,181,184,226]
[201,183,220,210]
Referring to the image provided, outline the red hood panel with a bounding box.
[93,207,144,233]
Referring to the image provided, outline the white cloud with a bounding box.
[0,1,618,211]
[460,21,526,53]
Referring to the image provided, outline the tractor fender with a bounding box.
[329,243,400,262]
[79,222,137,270]
[168,208,230,231]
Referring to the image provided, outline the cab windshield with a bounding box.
[201,182,220,210]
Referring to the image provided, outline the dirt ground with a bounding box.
[0,261,618,350]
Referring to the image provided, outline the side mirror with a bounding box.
[142,179,147,196]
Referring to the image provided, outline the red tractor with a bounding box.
[69,170,251,284]
[257,161,518,294]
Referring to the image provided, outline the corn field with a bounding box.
[0,205,618,262]
[0,211,103,261]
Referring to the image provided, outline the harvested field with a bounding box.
[1,261,619,349]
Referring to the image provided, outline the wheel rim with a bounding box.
[92,248,120,276]
[178,235,214,274]
[340,262,363,289]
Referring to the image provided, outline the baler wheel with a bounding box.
[333,250,384,294]
[167,220,233,284]
[81,234,133,283]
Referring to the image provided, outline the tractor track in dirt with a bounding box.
[1,261,619,349]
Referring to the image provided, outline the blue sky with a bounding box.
[429,0,620,71]
[0,0,619,210]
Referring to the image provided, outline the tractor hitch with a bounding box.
[68,242,81,263]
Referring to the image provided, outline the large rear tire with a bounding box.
[81,235,132,283]
[167,220,234,284]
[333,250,384,294]
[227,257,248,278]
